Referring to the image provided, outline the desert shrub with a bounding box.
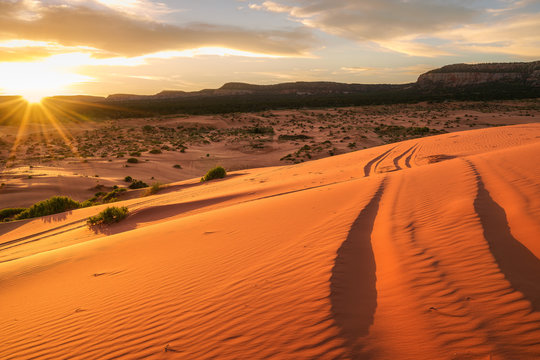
[16,196,80,220]
[201,166,226,182]
[246,126,274,135]
[278,134,312,141]
[129,179,149,189]
[373,125,444,140]
[129,151,141,157]
[149,149,162,154]
[144,182,161,196]
[80,200,95,208]
[127,157,138,163]
[87,206,129,226]
[124,176,133,182]
[0,208,26,222]
[173,164,182,169]
[103,188,127,202]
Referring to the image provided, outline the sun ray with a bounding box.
[36,107,53,161]
[50,97,148,115]
[43,100,91,124]
[8,103,32,166]
[0,97,25,109]
[0,100,26,125]
[39,104,82,160]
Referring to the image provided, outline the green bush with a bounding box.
[129,179,149,189]
[124,176,133,182]
[173,164,182,169]
[149,149,162,154]
[278,134,312,141]
[246,126,274,135]
[0,208,26,222]
[144,182,161,196]
[201,166,227,182]
[80,200,95,208]
[87,206,129,226]
[16,196,80,220]
[103,188,127,202]
[127,158,139,164]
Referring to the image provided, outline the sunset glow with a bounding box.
[0,2,539,359]
[0,0,537,97]
[0,60,92,102]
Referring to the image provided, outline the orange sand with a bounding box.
[1,123,540,359]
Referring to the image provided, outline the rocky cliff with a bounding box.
[417,61,539,88]
[103,61,539,102]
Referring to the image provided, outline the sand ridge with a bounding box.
[1,123,540,359]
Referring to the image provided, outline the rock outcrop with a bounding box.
[102,61,539,103]
[417,61,539,88]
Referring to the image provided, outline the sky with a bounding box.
[0,0,538,100]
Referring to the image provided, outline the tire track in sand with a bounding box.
[363,147,396,177]
[330,179,385,358]
[467,160,540,312]
[392,143,418,171]
[404,144,420,168]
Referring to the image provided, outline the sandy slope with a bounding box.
[1,123,540,359]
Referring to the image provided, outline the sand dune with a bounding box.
[1,123,540,359]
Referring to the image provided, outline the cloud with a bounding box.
[91,0,173,18]
[248,0,540,58]
[249,1,292,13]
[375,39,453,57]
[250,0,477,41]
[0,0,316,58]
[442,13,540,58]
[341,67,369,73]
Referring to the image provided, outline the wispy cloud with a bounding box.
[248,0,540,58]
[0,0,316,59]
[249,0,477,40]
[442,13,540,58]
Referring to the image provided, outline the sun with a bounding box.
[22,92,46,104]
[0,59,91,101]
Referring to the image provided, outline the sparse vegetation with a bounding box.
[373,125,445,142]
[87,206,129,226]
[144,182,162,196]
[15,196,80,220]
[1,94,538,211]
[0,208,26,222]
[129,179,149,189]
[278,134,312,141]
[102,188,127,202]
[127,157,139,163]
[201,166,227,182]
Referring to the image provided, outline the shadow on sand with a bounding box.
[470,161,540,312]
[330,181,384,358]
